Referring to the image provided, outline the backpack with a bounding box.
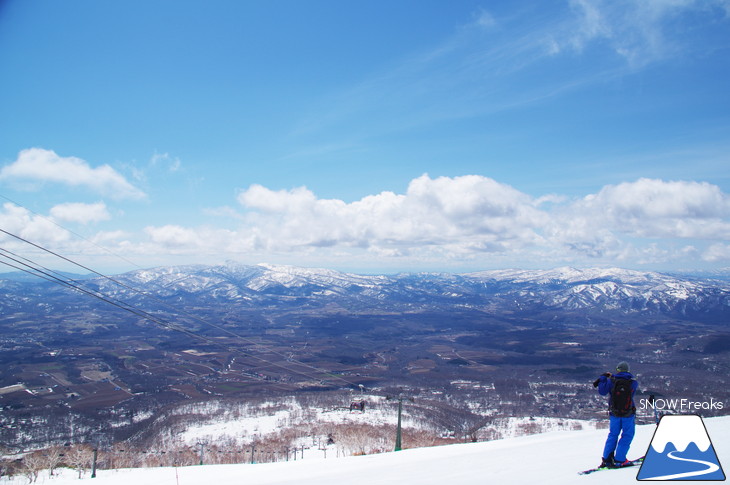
[610,377,635,417]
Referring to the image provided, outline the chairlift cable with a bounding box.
[0,226,362,388]
[0,197,370,391]
[0,249,210,338]
[0,193,144,271]
[0,229,364,390]
[0,249,280,383]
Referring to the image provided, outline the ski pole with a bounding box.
[649,394,659,424]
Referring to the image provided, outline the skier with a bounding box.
[593,361,638,468]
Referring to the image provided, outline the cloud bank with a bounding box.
[230,175,729,262]
[2,157,728,270]
[236,175,547,256]
[127,174,730,270]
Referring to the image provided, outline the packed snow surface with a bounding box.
[4,416,728,485]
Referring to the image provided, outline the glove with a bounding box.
[593,372,612,388]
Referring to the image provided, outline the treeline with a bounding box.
[1,445,94,482]
[0,424,451,482]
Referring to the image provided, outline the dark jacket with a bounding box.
[597,371,638,417]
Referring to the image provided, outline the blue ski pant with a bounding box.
[603,415,635,462]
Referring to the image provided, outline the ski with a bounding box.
[578,457,644,475]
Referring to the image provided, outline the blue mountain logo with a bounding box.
[637,414,725,481]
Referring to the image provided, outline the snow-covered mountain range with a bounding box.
[86,263,730,317]
[2,263,729,317]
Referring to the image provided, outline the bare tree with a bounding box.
[45,447,63,477]
[21,452,44,484]
[66,445,94,479]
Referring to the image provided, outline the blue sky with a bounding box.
[1,0,729,274]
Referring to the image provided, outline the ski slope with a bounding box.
[3,416,728,485]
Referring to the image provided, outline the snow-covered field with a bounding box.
[4,416,727,485]
[175,396,399,446]
[146,395,604,453]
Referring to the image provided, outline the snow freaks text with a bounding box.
[639,398,724,412]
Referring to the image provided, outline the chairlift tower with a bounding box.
[387,393,412,451]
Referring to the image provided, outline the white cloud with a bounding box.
[472,8,497,30]
[567,0,612,53]
[0,203,70,246]
[50,202,111,224]
[563,0,730,66]
[703,243,730,262]
[238,185,321,214]
[0,148,146,200]
[91,230,130,245]
[150,152,181,172]
[12,175,721,272]
[542,178,730,263]
[119,176,729,270]
[572,178,730,239]
[236,174,547,255]
[144,225,205,249]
